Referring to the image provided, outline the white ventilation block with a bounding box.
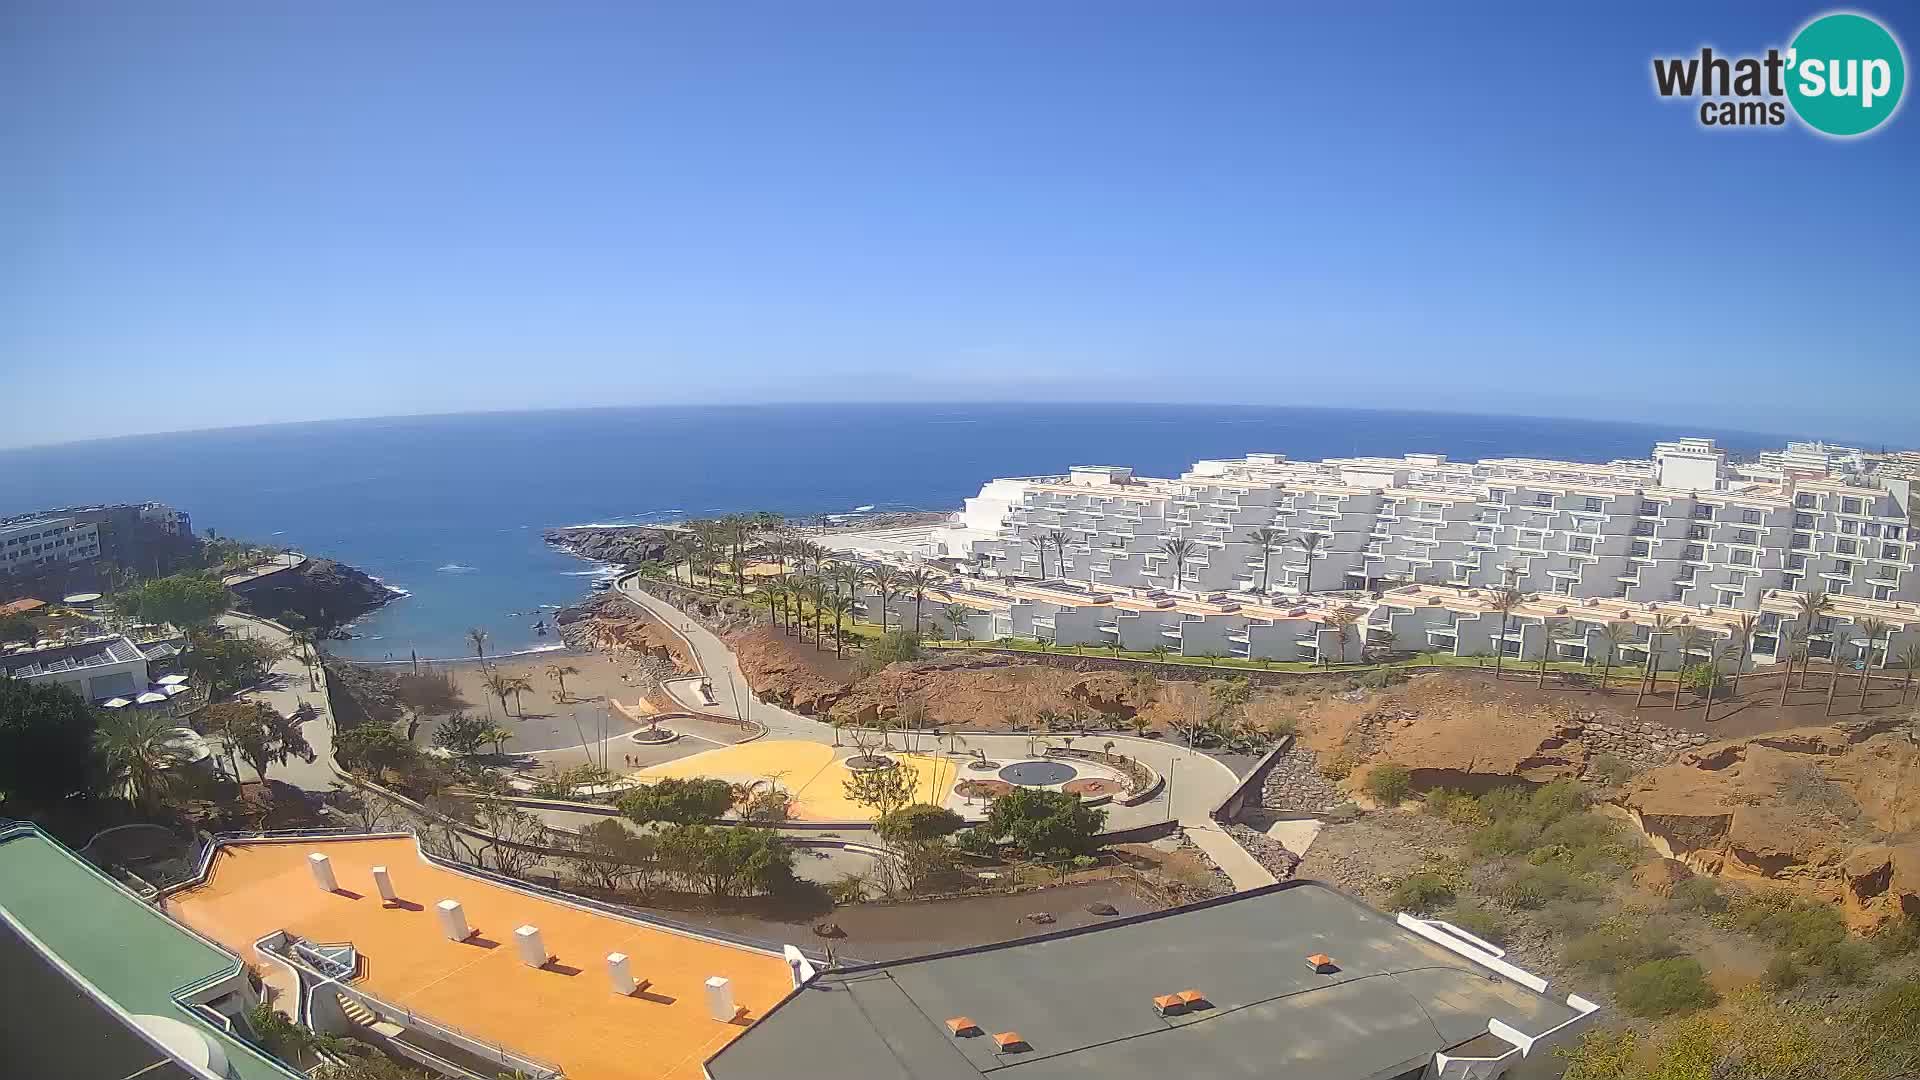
[607,953,636,995]
[515,925,547,968]
[308,853,338,892]
[371,865,397,902]
[705,976,736,1022]
[436,899,469,941]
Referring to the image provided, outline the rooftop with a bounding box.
[706,880,1587,1080]
[166,836,796,1080]
[0,824,298,1080]
[0,633,144,676]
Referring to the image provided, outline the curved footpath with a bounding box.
[218,611,342,794]
[612,576,1277,891]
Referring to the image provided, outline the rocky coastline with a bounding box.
[230,557,400,636]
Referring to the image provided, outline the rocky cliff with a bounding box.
[544,526,676,566]
[231,558,398,634]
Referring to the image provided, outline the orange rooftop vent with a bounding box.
[1152,993,1182,1016]
[993,1032,1029,1053]
[1306,953,1339,974]
[1178,989,1208,1007]
[945,1017,981,1037]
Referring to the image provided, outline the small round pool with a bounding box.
[998,760,1078,787]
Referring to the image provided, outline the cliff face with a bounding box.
[544,526,676,566]
[232,558,397,633]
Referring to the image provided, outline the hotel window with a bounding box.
[1671,585,1690,601]
[1796,492,1817,508]
[1631,541,1652,558]
[1584,497,1604,513]
[1740,509,1763,524]
[1842,520,1859,535]
[1885,544,1903,560]
[1569,536,1593,554]
[1692,505,1713,519]
[1684,544,1706,560]
[1788,553,1807,570]
[1843,497,1863,514]
[1890,526,1903,540]
[1677,565,1696,582]
[1784,573,1802,590]
[1875,564,1899,580]
[1838,539,1858,555]
[1688,524,1709,540]
[1490,490,1508,504]
[1729,550,1754,567]
[1633,522,1654,536]
[1792,532,1812,549]
[1733,529,1757,545]
[1877,584,1896,601]
[1641,501,1659,515]
[1535,492,1553,507]
[1864,523,1883,538]
[1795,513,1817,529]
[1835,559,1853,575]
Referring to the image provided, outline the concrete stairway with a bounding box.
[335,993,377,1028]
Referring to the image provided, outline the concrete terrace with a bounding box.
[0,825,299,1080]
[166,836,797,1080]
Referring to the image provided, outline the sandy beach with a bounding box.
[420,648,666,754]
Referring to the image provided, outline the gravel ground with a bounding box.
[1225,823,1302,880]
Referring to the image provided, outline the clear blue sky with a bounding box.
[3,1,1915,449]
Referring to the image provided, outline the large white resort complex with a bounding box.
[835,438,1917,671]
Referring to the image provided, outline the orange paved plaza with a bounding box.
[167,837,794,1080]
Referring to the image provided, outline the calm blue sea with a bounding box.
[0,405,1799,660]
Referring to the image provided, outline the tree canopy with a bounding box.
[655,823,796,899]
[978,788,1106,858]
[182,627,282,699]
[618,777,736,825]
[0,677,100,809]
[429,713,491,756]
[875,803,964,845]
[202,699,315,784]
[334,722,418,777]
[119,572,230,627]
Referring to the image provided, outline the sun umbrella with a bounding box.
[155,674,190,686]
[135,691,167,705]
[100,697,131,709]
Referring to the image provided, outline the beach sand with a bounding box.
[427,649,666,753]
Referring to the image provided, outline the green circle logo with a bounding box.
[1787,12,1906,136]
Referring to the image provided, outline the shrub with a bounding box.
[1366,763,1412,806]
[978,788,1106,858]
[1566,918,1677,977]
[1764,951,1804,989]
[856,629,923,676]
[1318,749,1359,782]
[1817,938,1876,985]
[1589,754,1636,785]
[1614,957,1718,1018]
[1424,789,1490,826]
[1724,891,1847,955]
[1498,863,1597,909]
[1356,668,1404,689]
[1876,912,1920,957]
[1471,817,1543,858]
[618,777,737,825]
[1447,902,1508,946]
[1387,872,1456,914]
[1668,876,1728,914]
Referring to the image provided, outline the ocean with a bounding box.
[0,404,1799,660]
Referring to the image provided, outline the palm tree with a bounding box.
[466,627,489,662]
[867,565,901,635]
[1728,612,1760,700]
[1701,640,1729,724]
[806,577,830,650]
[1292,532,1325,595]
[1793,588,1832,685]
[483,725,514,757]
[1159,537,1197,595]
[1328,611,1359,666]
[1898,641,1920,704]
[1637,614,1673,710]
[545,663,579,702]
[758,587,783,632]
[1780,632,1808,706]
[1247,527,1283,594]
[1045,529,1074,580]
[1488,586,1526,681]
[501,675,533,716]
[903,568,938,634]
[1855,617,1891,711]
[482,669,511,718]
[1537,618,1566,687]
[93,710,189,814]
[1027,535,1049,580]
[1598,621,1635,693]
[827,594,853,657]
[1669,625,1700,709]
[944,602,971,641]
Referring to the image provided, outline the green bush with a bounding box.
[1614,957,1718,1018]
[1386,872,1456,914]
[1471,817,1543,857]
[1498,863,1597,909]
[1817,938,1876,985]
[1424,789,1490,826]
[1763,952,1804,989]
[1356,668,1404,689]
[618,777,737,825]
[856,629,923,675]
[1447,902,1508,946]
[1668,877,1728,914]
[1589,754,1636,785]
[1875,912,1920,957]
[1366,763,1412,806]
[1318,749,1359,781]
[1565,918,1677,977]
[1724,891,1847,955]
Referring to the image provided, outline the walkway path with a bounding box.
[216,612,340,795]
[610,577,1278,890]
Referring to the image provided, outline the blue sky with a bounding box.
[2,1,1915,449]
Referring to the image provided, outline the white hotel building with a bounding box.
[873,438,1918,670]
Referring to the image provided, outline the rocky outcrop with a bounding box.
[1619,724,1920,929]
[730,626,858,715]
[232,558,397,632]
[544,526,676,567]
[556,594,693,673]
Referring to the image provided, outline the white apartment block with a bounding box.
[0,515,101,576]
[909,437,1918,668]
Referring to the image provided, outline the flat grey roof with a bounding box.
[706,881,1577,1080]
[1,635,143,678]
